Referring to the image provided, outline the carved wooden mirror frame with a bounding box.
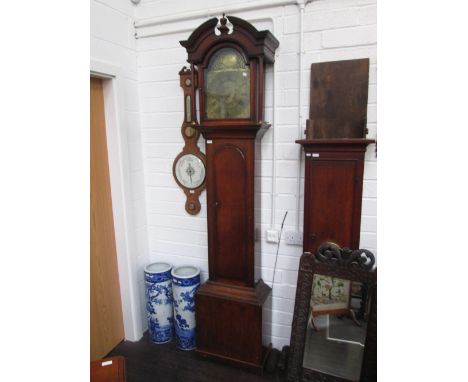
[287,243,377,382]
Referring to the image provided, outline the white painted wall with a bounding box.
[91,0,149,341]
[90,0,377,348]
[134,0,377,349]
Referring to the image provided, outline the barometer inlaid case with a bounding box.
[172,67,206,215]
[180,15,279,371]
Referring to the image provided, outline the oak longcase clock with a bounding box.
[180,14,279,371]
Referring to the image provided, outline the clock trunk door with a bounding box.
[206,139,254,287]
[304,158,362,253]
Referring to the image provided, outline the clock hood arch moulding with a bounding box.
[180,15,279,64]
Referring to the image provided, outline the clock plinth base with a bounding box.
[195,279,271,373]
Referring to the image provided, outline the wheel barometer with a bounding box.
[172,67,206,215]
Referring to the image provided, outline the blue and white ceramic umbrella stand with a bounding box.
[171,265,201,351]
[144,262,174,344]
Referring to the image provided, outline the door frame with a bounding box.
[91,59,143,342]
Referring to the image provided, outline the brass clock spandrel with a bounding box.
[172,66,206,215]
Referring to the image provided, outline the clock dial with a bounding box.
[174,154,205,189]
[204,48,250,119]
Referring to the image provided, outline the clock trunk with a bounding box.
[297,139,375,254]
[194,125,270,372]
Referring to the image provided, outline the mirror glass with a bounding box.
[303,274,371,381]
[204,48,250,119]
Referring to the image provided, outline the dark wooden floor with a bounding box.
[108,332,287,382]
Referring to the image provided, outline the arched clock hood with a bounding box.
[180,15,279,64]
[180,14,279,130]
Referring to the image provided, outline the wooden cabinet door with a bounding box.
[90,77,124,361]
[303,151,365,254]
[205,139,254,286]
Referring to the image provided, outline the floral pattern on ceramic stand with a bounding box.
[171,265,200,350]
[144,262,174,344]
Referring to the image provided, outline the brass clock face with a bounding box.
[174,154,205,189]
[204,48,250,119]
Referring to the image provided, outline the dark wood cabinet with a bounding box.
[297,139,375,254]
[180,15,279,372]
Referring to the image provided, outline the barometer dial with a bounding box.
[174,154,205,190]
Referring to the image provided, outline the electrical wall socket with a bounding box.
[285,230,303,246]
[266,229,279,243]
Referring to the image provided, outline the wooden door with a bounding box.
[206,139,255,287]
[90,77,124,361]
[305,158,359,253]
